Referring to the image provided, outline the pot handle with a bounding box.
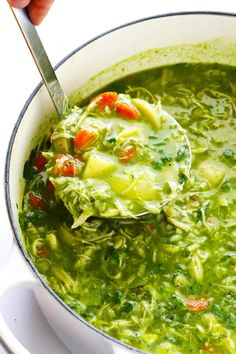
[0,241,37,354]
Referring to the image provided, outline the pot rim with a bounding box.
[4,10,236,353]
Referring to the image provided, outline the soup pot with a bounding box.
[2,11,236,354]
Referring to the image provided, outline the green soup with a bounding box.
[20,63,236,354]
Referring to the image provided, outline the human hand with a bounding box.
[8,0,54,25]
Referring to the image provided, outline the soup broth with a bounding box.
[20,63,236,353]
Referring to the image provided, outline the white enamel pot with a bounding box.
[2,11,236,354]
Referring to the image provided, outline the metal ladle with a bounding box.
[10,7,191,222]
[11,7,68,117]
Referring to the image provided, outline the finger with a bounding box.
[8,0,31,8]
[27,0,54,26]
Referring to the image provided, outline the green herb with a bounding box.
[161,153,172,163]
[212,304,236,329]
[176,145,188,162]
[179,172,188,184]
[107,136,117,143]
[152,153,172,170]
[81,312,94,319]
[153,160,164,170]
[153,142,166,146]
[223,148,235,161]
[121,301,133,314]
[195,209,203,222]
[19,211,47,227]
[114,290,122,304]
[189,283,202,295]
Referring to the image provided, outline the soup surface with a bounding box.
[20,63,236,353]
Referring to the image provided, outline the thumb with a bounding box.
[27,0,55,25]
[8,0,31,8]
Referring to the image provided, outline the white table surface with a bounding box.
[1,0,236,353]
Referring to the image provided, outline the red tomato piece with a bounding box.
[34,153,47,172]
[74,129,97,149]
[115,102,139,120]
[63,164,77,176]
[37,245,48,258]
[120,146,136,163]
[53,154,79,176]
[46,180,55,194]
[184,298,209,313]
[29,192,45,209]
[90,92,118,109]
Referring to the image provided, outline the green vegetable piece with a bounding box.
[198,160,225,186]
[35,259,50,273]
[52,266,75,291]
[142,333,158,345]
[80,279,103,306]
[132,98,161,130]
[128,171,158,200]
[118,128,140,139]
[221,336,236,353]
[109,169,158,201]
[189,255,203,282]
[58,224,75,246]
[108,173,133,195]
[53,137,72,154]
[46,233,58,251]
[83,151,118,179]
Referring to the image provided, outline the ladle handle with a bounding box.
[10,7,68,117]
